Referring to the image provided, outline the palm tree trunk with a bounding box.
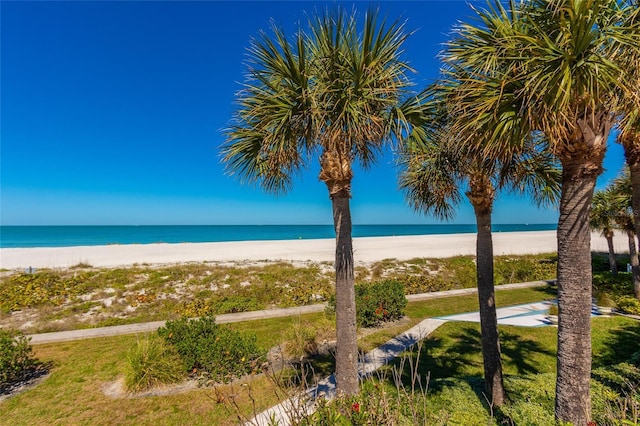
[331,192,359,395]
[625,229,640,299]
[555,166,596,425]
[473,204,506,406]
[605,232,618,275]
[627,160,640,299]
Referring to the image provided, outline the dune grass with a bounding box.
[0,254,557,334]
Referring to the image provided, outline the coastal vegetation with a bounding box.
[2,0,639,422]
[0,253,556,334]
[1,283,639,425]
[0,329,46,394]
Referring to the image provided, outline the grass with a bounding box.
[123,335,184,393]
[1,285,559,425]
[2,334,283,426]
[3,292,639,425]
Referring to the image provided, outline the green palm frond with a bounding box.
[399,144,462,220]
[223,7,418,193]
[499,138,562,207]
[592,170,635,232]
[223,23,313,194]
[441,0,640,151]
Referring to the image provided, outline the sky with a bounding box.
[0,1,626,226]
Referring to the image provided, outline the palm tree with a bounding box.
[222,9,415,395]
[610,171,640,298]
[590,189,620,274]
[617,33,640,299]
[439,1,640,423]
[400,85,560,406]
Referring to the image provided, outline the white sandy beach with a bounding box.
[0,230,629,270]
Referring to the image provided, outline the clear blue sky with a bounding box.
[1,1,625,226]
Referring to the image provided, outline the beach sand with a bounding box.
[0,230,628,270]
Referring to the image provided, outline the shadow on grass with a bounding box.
[396,324,555,385]
[526,284,558,299]
[593,318,640,367]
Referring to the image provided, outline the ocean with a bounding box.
[0,224,557,248]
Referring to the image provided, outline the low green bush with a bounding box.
[124,336,184,393]
[494,254,557,285]
[0,329,38,386]
[400,275,451,294]
[616,296,640,315]
[0,271,95,312]
[157,316,264,383]
[593,272,634,296]
[327,280,407,328]
[592,357,640,425]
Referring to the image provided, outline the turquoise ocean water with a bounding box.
[0,224,557,248]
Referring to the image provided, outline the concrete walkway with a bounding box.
[27,304,325,345]
[26,280,552,345]
[439,301,554,327]
[248,317,447,426]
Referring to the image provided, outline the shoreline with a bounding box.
[0,230,628,270]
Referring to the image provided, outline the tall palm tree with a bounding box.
[400,85,560,406]
[440,1,640,423]
[617,26,640,298]
[610,171,640,298]
[222,9,415,395]
[590,189,620,274]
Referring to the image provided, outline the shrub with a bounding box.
[124,336,184,393]
[616,296,640,315]
[157,316,264,383]
[282,321,319,360]
[0,271,97,312]
[593,272,634,296]
[592,361,640,425]
[0,329,38,386]
[327,280,407,328]
[494,254,557,285]
[400,275,451,295]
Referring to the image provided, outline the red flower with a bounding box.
[351,402,360,413]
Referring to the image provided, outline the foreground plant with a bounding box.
[124,335,184,393]
[0,329,40,390]
[158,316,265,384]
